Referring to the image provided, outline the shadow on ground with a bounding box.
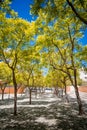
[0,94,87,130]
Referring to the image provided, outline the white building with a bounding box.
[79,68,87,81]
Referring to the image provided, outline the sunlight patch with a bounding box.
[35,117,57,126]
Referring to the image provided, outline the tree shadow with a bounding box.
[0,95,87,130]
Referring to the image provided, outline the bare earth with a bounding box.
[0,91,87,130]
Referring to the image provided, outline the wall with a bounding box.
[0,86,25,94]
[66,86,87,93]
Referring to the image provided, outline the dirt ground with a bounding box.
[0,91,87,130]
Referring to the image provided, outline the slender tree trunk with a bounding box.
[8,86,10,99]
[29,88,32,104]
[67,25,85,114]
[2,89,4,101]
[54,87,59,97]
[0,85,6,101]
[74,68,85,115]
[12,69,17,116]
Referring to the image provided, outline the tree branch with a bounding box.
[66,0,87,25]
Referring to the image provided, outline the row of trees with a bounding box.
[30,0,87,115]
[0,0,87,116]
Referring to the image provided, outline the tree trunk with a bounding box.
[12,69,17,116]
[74,68,85,115]
[29,88,32,104]
[0,84,6,101]
[54,87,59,97]
[2,89,4,100]
[26,79,32,104]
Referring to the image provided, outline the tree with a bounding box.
[0,0,17,17]
[0,80,7,100]
[34,10,85,114]
[31,0,87,25]
[18,44,41,104]
[20,61,35,104]
[59,74,70,102]
[0,17,36,115]
[0,62,11,100]
[51,22,85,114]
[45,69,62,96]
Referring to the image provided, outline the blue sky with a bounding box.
[80,29,87,46]
[11,0,87,46]
[11,0,35,21]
